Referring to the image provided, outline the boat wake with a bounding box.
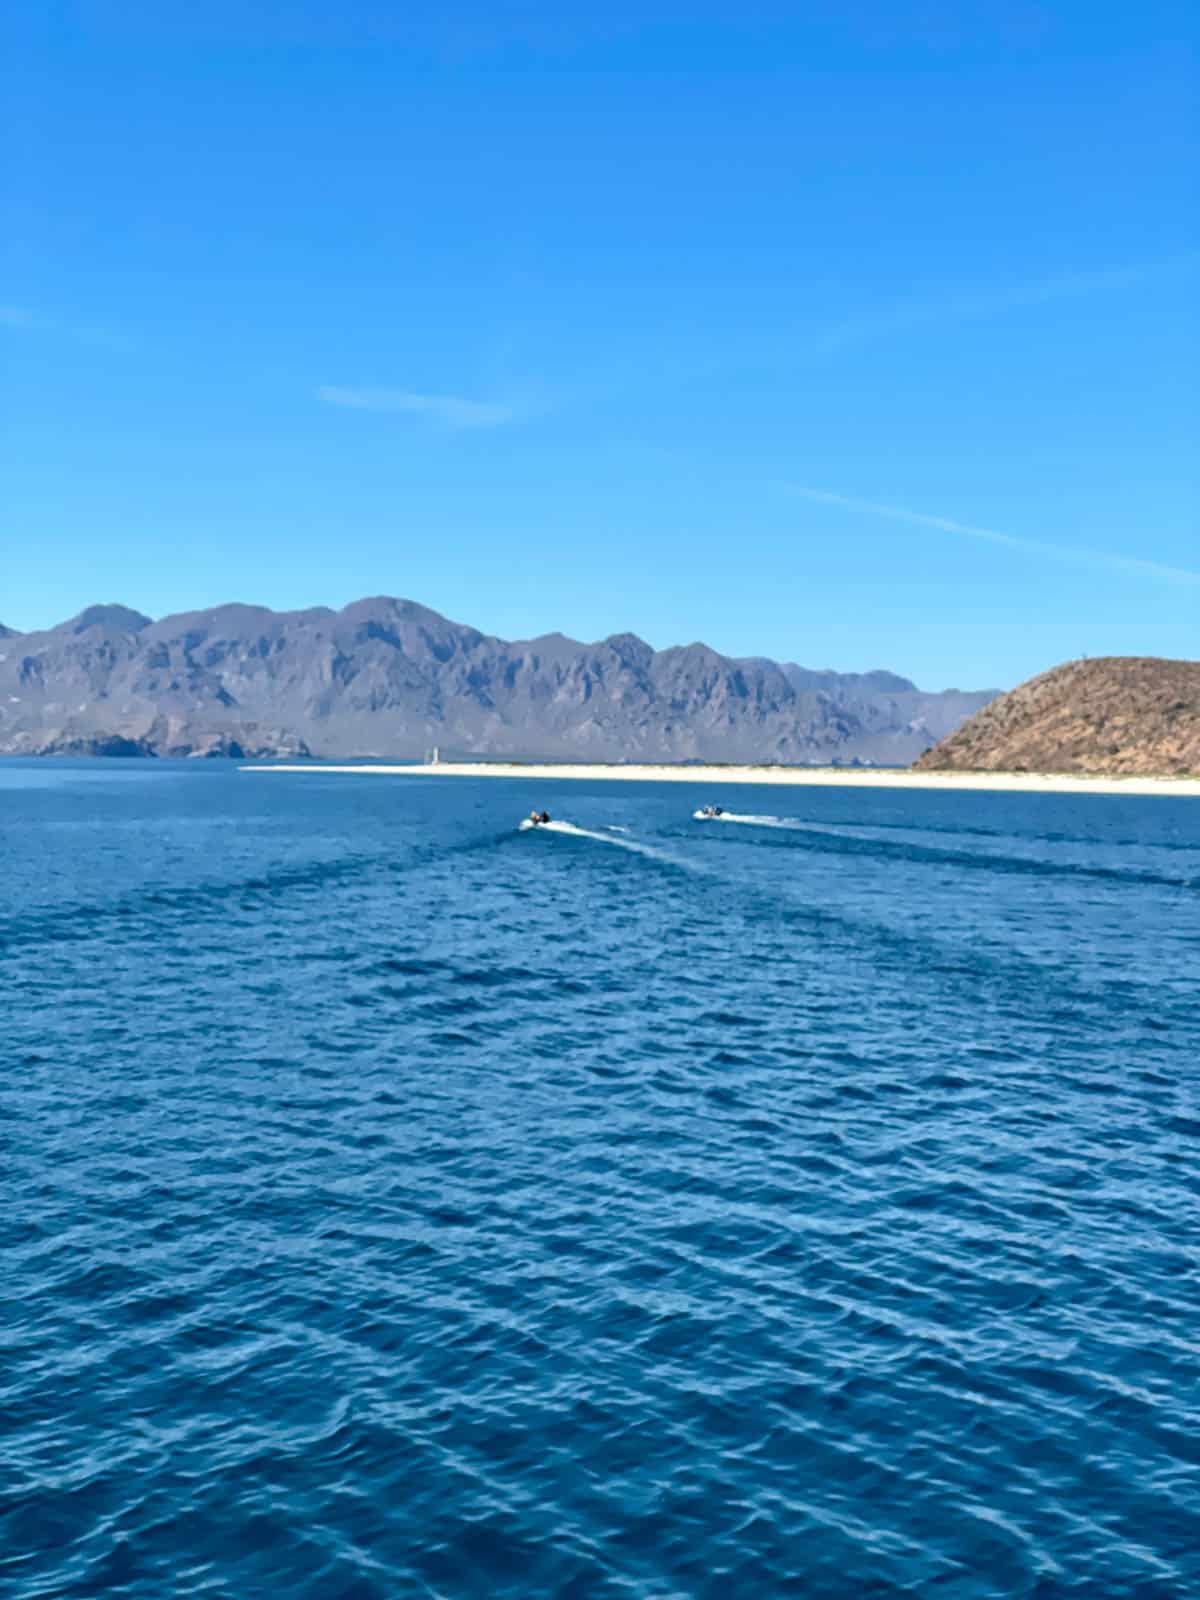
[693,810,796,829]
[689,814,1195,886]
[520,818,675,863]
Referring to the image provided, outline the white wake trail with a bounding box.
[520,818,675,863]
[693,811,889,844]
[693,810,796,829]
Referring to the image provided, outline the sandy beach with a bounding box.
[242,762,1200,798]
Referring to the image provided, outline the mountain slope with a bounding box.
[0,596,998,761]
[914,657,1200,776]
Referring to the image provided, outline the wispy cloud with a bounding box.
[815,253,1200,353]
[318,385,516,428]
[785,485,1200,585]
[1,304,131,350]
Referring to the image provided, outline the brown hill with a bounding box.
[915,656,1200,777]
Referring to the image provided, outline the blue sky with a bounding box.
[2,0,1196,689]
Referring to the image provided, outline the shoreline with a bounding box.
[240,762,1200,797]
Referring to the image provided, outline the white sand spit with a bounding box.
[241,762,1200,798]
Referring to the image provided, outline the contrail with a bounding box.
[785,486,1200,585]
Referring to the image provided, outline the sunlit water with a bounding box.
[3,762,1198,1598]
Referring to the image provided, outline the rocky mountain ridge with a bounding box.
[0,596,998,762]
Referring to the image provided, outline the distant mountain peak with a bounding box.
[339,595,443,624]
[603,631,654,664]
[517,630,579,649]
[67,604,152,635]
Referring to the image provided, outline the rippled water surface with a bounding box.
[3,762,1199,1598]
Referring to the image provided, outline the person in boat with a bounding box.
[701,804,724,818]
[529,809,552,825]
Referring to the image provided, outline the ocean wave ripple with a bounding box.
[2,768,1199,1599]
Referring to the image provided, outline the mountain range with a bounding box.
[0,598,998,762]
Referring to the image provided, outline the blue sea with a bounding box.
[3,761,1199,1599]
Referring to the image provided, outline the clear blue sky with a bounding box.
[2,1,1196,689]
